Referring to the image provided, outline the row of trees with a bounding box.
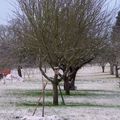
[95,11,120,78]
[0,0,117,105]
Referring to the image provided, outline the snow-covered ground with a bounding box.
[0,65,120,120]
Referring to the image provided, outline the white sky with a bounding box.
[0,0,17,25]
[0,0,120,25]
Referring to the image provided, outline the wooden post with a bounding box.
[42,76,45,117]
[32,80,47,116]
[58,84,65,105]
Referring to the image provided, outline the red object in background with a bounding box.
[0,68,11,77]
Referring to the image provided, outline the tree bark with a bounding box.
[52,82,58,105]
[101,65,105,73]
[52,74,59,105]
[39,65,59,105]
[110,64,114,75]
[115,65,119,78]
[17,66,22,77]
[70,71,77,90]
[64,68,78,95]
[64,76,70,95]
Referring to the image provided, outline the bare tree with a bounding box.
[93,48,108,73]
[10,0,112,105]
[0,25,16,69]
[111,11,120,77]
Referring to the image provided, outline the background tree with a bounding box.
[0,25,16,69]
[93,44,109,73]
[111,11,120,77]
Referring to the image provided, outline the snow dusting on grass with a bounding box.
[0,65,120,120]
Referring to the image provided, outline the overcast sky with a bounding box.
[0,0,120,25]
[0,0,17,25]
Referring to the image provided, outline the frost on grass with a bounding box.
[21,115,62,120]
[0,65,120,120]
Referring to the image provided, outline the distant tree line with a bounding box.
[94,11,120,78]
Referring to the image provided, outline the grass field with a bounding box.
[0,65,120,120]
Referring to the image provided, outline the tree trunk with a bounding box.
[39,65,59,106]
[70,71,77,90]
[52,83,58,105]
[101,65,105,73]
[110,64,114,75]
[64,76,70,95]
[115,65,119,78]
[64,68,78,95]
[17,66,22,77]
[52,74,59,105]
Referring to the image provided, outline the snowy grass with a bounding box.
[18,102,120,108]
[1,65,120,120]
